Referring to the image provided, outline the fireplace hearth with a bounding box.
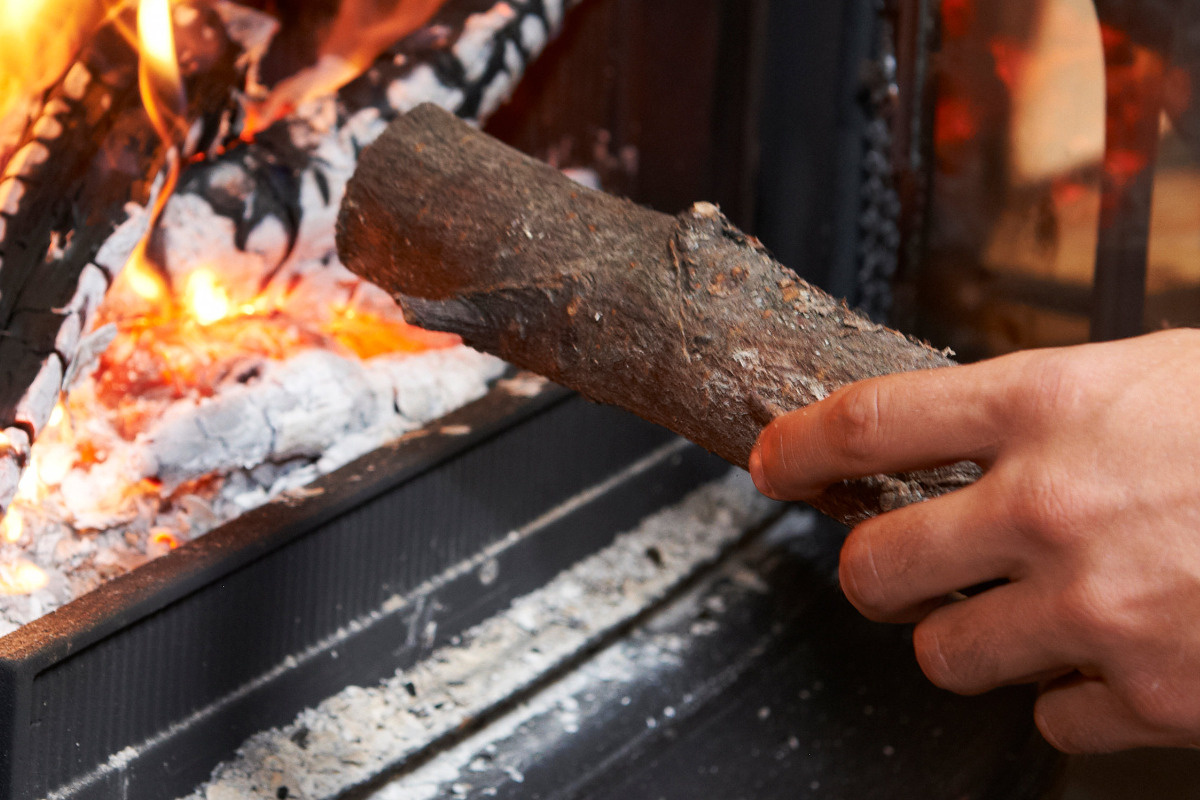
[0,0,1081,797]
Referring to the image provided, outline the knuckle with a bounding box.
[1007,465,1088,548]
[1014,353,1091,423]
[826,383,886,465]
[1053,579,1117,643]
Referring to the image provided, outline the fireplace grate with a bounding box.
[0,381,730,800]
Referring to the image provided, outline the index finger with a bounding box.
[749,360,1011,501]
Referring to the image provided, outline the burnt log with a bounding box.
[336,104,981,526]
[0,1,252,512]
[0,0,578,514]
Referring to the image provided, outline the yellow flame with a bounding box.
[185,269,231,325]
[0,559,47,594]
[110,0,188,310]
[14,459,40,503]
[121,251,171,304]
[1,512,21,543]
[137,0,184,142]
[137,0,175,70]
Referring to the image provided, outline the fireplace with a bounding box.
[0,0,1079,797]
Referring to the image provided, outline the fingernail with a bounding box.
[748,447,776,498]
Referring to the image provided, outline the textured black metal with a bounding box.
[363,515,1061,800]
[0,384,731,800]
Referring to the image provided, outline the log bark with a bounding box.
[337,103,981,526]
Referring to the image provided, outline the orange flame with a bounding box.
[0,0,109,149]
[111,0,188,308]
[184,269,232,325]
[256,0,447,128]
[137,0,185,144]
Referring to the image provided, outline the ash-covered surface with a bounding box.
[362,507,1057,800]
[0,346,504,634]
[0,0,575,633]
[182,471,779,800]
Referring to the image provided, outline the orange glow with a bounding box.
[14,457,42,504]
[257,0,447,127]
[324,307,461,359]
[0,560,47,594]
[0,0,108,145]
[150,529,179,550]
[118,250,172,305]
[989,38,1027,93]
[941,0,973,39]
[935,93,978,151]
[108,0,189,312]
[137,0,185,145]
[1,512,21,543]
[185,269,232,325]
[47,401,65,430]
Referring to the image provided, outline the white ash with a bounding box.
[181,471,777,800]
[368,633,686,800]
[0,346,503,635]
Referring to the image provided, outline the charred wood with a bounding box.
[0,2,250,512]
[0,0,576,514]
[337,104,982,526]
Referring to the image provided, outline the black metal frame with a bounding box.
[0,382,730,800]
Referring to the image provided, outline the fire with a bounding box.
[185,269,232,325]
[1,512,21,543]
[257,0,447,127]
[107,0,189,311]
[137,0,185,144]
[0,0,464,603]
[0,559,47,595]
[149,529,179,550]
[0,0,107,153]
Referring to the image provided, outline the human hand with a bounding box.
[749,328,1200,752]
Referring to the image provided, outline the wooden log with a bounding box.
[336,103,981,526]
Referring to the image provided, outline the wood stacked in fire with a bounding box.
[0,0,580,515]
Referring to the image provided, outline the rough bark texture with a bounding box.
[337,103,981,526]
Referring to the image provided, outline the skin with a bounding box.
[748,328,1200,753]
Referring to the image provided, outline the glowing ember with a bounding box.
[150,529,179,550]
[47,401,65,430]
[121,254,172,305]
[185,269,232,325]
[0,560,47,595]
[1,513,20,544]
